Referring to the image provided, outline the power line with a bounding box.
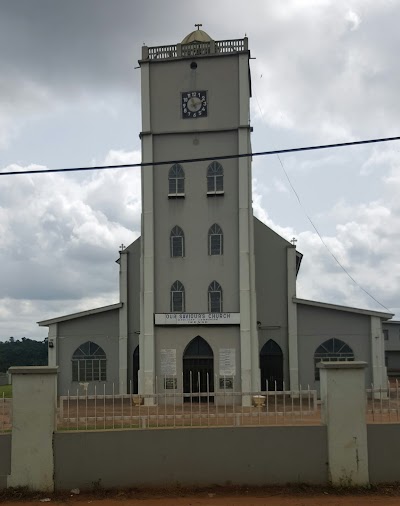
[276,153,391,313]
[1,135,400,176]
[252,92,392,313]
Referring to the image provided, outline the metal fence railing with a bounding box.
[4,380,399,432]
[57,381,319,431]
[0,394,12,432]
[366,380,400,423]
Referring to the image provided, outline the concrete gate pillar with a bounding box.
[7,366,58,492]
[318,361,369,486]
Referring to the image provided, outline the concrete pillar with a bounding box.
[370,316,387,393]
[140,133,155,404]
[318,361,369,487]
[118,250,128,393]
[47,323,58,367]
[7,366,58,492]
[238,52,257,402]
[287,246,299,391]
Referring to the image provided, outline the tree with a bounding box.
[0,338,48,372]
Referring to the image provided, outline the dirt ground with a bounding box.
[3,488,400,506]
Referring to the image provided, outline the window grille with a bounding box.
[208,224,223,255]
[168,164,185,196]
[207,161,224,194]
[314,338,354,380]
[72,341,106,382]
[208,280,223,312]
[171,280,185,312]
[170,226,185,257]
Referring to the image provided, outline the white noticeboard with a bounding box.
[154,313,240,325]
[219,348,236,376]
[160,349,177,376]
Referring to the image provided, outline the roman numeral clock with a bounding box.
[181,91,208,118]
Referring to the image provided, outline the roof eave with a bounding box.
[293,297,394,319]
[37,303,122,326]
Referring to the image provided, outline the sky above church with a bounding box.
[0,0,399,340]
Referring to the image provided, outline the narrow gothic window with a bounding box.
[207,161,224,194]
[168,164,185,196]
[314,338,354,380]
[208,224,223,255]
[72,341,106,382]
[208,281,223,312]
[170,226,185,257]
[171,281,185,312]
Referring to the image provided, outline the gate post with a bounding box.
[318,361,369,486]
[7,366,58,492]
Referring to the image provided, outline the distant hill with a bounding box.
[0,337,48,372]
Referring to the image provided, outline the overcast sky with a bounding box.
[1,0,399,341]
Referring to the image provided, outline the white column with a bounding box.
[370,315,387,393]
[141,61,151,132]
[47,323,58,367]
[139,59,155,404]
[319,361,369,486]
[287,246,299,391]
[7,366,58,492]
[140,132,155,403]
[118,250,128,393]
[238,53,258,399]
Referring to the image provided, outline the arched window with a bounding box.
[72,341,106,382]
[168,164,185,196]
[207,161,224,194]
[170,226,185,257]
[171,280,185,312]
[208,281,222,312]
[208,224,223,255]
[314,338,354,380]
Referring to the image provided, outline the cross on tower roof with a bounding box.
[291,237,297,246]
[195,23,203,30]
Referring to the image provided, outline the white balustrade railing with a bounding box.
[146,39,247,60]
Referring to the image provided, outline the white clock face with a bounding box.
[187,96,203,112]
[181,91,208,119]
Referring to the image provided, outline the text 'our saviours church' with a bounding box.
[39,27,392,402]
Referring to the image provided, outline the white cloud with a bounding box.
[0,149,141,339]
[345,10,361,31]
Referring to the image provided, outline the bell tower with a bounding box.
[138,27,259,403]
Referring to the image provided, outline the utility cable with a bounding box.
[253,90,392,313]
[276,153,391,313]
[1,136,400,176]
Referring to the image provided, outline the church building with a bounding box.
[38,28,393,400]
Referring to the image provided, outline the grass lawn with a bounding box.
[0,384,12,398]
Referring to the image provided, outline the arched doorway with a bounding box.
[183,336,214,402]
[260,340,284,391]
[132,346,139,394]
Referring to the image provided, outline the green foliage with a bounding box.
[0,337,48,372]
[0,384,12,397]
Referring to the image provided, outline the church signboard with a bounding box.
[155,313,240,325]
